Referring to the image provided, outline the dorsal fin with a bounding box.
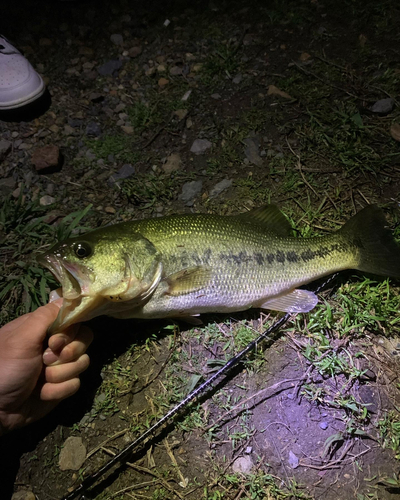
[235,205,293,236]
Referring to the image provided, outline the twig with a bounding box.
[204,377,306,432]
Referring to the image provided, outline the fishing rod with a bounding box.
[61,274,338,500]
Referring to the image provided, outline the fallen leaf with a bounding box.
[390,123,400,142]
[359,34,367,47]
[299,52,311,62]
[267,85,292,99]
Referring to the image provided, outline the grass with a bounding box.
[84,134,141,164]
[0,195,93,323]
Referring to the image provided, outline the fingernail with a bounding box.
[43,348,59,365]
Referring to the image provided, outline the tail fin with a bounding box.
[340,205,400,278]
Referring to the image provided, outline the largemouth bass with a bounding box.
[38,204,400,334]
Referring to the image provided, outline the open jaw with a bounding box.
[38,254,102,334]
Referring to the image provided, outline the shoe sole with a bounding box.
[0,78,46,110]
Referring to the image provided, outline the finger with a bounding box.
[40,378,81,402]
[44,326,93,366]
[0,299,62,336]
[45,354,90,384]
[48,323,80,352]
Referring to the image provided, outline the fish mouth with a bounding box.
[38,253,100,334]
[38,254,82,299]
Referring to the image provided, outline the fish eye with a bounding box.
[73,242,92,259]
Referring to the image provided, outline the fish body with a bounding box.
[38,205,400,334]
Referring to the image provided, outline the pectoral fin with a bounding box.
[259,289,318,313]
[165,266,212,296]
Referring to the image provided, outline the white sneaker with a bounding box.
[0,35,45,110]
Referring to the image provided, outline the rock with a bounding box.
[108,164,135,184]
[0,177,16,196]
[179,180,203,206]
[129,46,142,57]
[121,125,134,134]
[190,139,212,155]
[232,73,242,84]
[89,92,104,103]
[170,65,182,76]
[243,137,262,166]
[231,456,253,474]
[390,123,400,142]
[209,178,232,198]
[97,59,122,76]
[40,195,56,206]
[157,64,167,73]
[267,85,292,99]
[288,450,299,469]
[319,421,328,430]
[0,139,11,161]
[174,109,188,120]
[105,206,116,214]
[85,122,102,137]
[211,93,221,99]
[31,145,61,173]
[110,33,123,45]
[181,90,192,101]
[162,153,181,173]
[370,98,395,115]
[59,436,87,471]
[245,446,252,454]
[11,490,36,500]
[64,124,75,135]
[158,77,169,86]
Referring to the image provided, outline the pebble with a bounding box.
[158,77,169,86]
[245,446,252,454]
[31,145,61,172]
[58,436,87,471]
[0,177,16,196]
[179,180,203,206]
[110,33,124,45]
[157,64,167,73]
[97,59,122,76]
[319,421,328,430]
[170,65,182,76]
[370,97,395,115]
[64,124,75,135]
[105,206,116,214]
[231,456,253,474]
[190,138,212,155]
[85,122,102,137]
[108,164,136,185]
[211,93,221,99]
[162,153,181,173]
[121,125,134,134]
[0,139,11,160]
[232,73,242,84]
[288,450,299,469]
[174,109,188,120]
[209,178,232,198]
[129,46,142,57]
[243,137,262,166]
[40,195,56,206]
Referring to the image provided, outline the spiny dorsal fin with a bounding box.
[259,289,318,313]
[164,266,213,296]
[235,205,293,236]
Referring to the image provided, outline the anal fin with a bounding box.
[259,289,318,313]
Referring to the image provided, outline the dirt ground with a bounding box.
[1,0,400,499]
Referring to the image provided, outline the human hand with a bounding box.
[0,300,93,435]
